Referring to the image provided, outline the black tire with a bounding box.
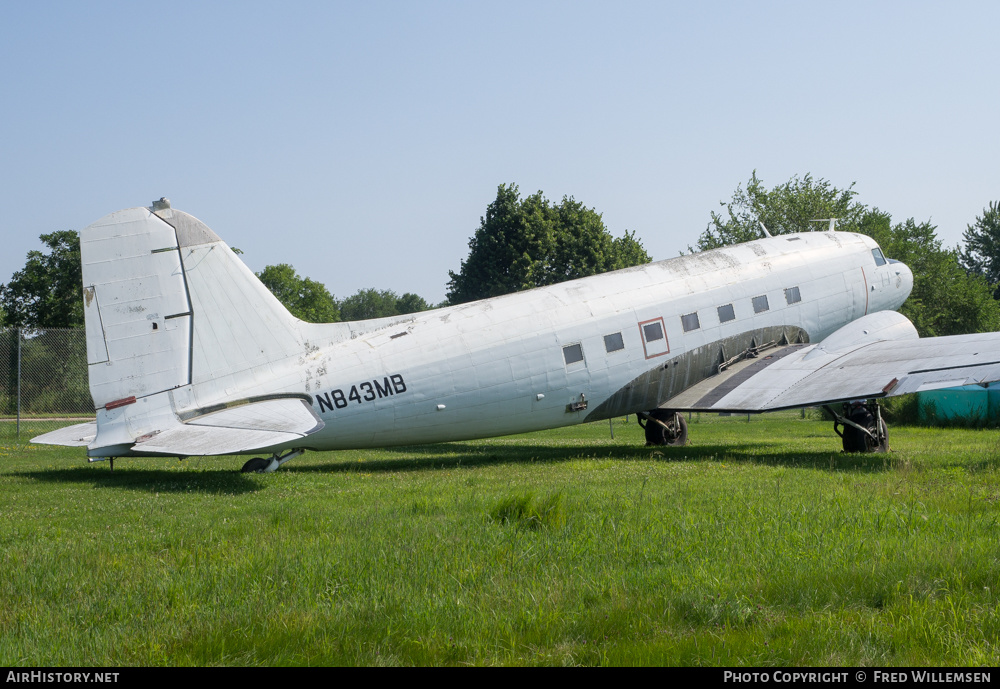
[643,409,689,446]
[841,408,888,453]
[241,457,271,473]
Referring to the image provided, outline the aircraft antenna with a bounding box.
[811,218,839,232]
[759,221,772,238]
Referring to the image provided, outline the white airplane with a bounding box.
[34,199,1000,471]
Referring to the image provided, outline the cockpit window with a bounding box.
[872,248,887,266]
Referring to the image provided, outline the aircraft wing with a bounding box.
[34,398,324,457]
[130,398,325,456]
[31,422,98,447]
[663,311,1000,412]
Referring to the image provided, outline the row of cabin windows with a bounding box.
[563,285,805,363]
[686,285,802,333]
[563,328,633,366]
[567,245,888,364]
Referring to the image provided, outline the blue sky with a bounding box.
[2,1,998,304]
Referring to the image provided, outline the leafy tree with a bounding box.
[396,292,431,315]
[339,288,431,321]
[447,184,541,304]
[256,264,431,323]
[339,288,401,321]
[256,264,340,323]
[537,193,621,285]
[959,201,1000,298]
[695,172,865,251]
[611,230,650,270]
[446,184,651,304]
[0,231,83,328]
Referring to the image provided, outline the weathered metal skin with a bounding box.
[585,325,809,420]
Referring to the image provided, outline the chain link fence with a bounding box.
[0,328,92,444]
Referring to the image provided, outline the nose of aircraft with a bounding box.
[891,260,913,308]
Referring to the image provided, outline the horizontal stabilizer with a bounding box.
[130,398,324,456]
[32,422,98,447]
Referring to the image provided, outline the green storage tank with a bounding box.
[917,384,997,425]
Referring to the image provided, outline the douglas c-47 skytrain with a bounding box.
[33,199,1000,472]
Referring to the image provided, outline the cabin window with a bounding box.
[752,295,769,313]
[681,312,700,332]
[717,304,736,323]
[638,317,670,358]
[604,332,625,353]
[563,343,584,366]
[872,248,887,266]
[784,286,801,304]
[643,321,663,342]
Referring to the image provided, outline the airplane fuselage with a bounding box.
[269,231,912,451]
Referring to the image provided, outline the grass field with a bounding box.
[1,413,998,666]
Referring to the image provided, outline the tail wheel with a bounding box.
[639,409,689,446]
[241,457,271,473]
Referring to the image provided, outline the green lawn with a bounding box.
[1,413,997,666]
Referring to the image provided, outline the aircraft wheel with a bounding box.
[642,409,689,446]
[841,407,888,453]
[241,457,271,473]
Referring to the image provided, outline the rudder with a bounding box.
[81,201,306,413]
[82,206,194,409]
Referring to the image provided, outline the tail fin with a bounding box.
[82,202,306,411]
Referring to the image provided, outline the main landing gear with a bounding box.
[240,450,304,473]
[637,409,689,446]
[826,400,889,453]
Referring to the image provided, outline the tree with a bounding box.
[695,172,865,251]
[339,288,401,321]
[446,184,541,304]
[538,193,622,285]
[611,230,650,270]
[446,184,651,304]
[256,264,340,323]
[959,201,1000,298]
[338,288,431,321]
[396,292,430,315]
[0,230,83,328]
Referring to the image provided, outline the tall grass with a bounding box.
[1,412,997,665]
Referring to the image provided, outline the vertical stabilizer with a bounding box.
[81,204,307,414]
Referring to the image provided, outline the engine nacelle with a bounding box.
[805,311,918,361]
